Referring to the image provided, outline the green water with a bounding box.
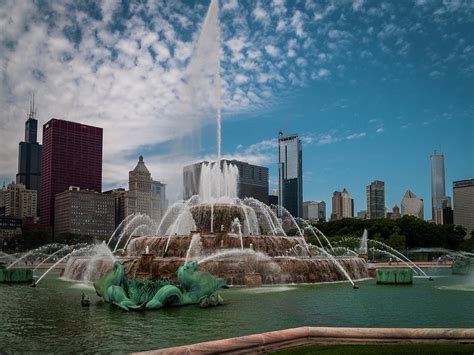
[1,269,472,353]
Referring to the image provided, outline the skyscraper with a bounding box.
[331,189,354,220]
[124,156,161,222]
[16,97,42,201]
[303,201,326,222]
[366,180,385,219]
[430,151,448,220]
[40,119,103,227]
[453,179,474,235]
[400,190,424,219]
[278,132,303,217]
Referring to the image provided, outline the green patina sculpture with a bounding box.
[376,268,413,285]
[0,268,33,283]
[94,260,225,311]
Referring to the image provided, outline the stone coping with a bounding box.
[134,327,474,354]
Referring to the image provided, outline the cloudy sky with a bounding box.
[0,0,473,218]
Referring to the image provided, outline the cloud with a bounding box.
[352,0,364,12]
[222,0,239,12]
[346,132,367,140]
[265,44,280,57]
[376,127,384,133]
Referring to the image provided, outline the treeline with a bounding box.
[307,216,472,252]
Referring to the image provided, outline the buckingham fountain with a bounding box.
[59,0,367,294]
[62,160,367,291]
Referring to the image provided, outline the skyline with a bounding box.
[0,0,473,217]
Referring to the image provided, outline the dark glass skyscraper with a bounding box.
[16,97,42,199]
[40,119,103,227]
[366,180,385,219]
[430,151,448,220]
[278,132,303,217]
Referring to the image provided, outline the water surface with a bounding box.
[1,268,472,353]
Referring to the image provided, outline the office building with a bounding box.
[303,201,326,222]
[183,160,269,204]
[400,190,424,219]
[40,119,103,228]
[430,151,449,221]
[16,97,42,201]
[152,180,168,217]
[124,156,161,222]
[366,180,385,219]
[103,188,126,228]
[453,179,474,234]
[278,132,303,217]
[54,187,115,239]
[331,189,353,220]
[0,183,37,219]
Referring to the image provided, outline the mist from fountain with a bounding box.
[185,233,203,265]
[230,218,244,250]
[35,243,116,286]
[112,213,156,252]
[106,213,136,246]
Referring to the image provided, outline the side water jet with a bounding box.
[369,240,432,280]
[369,247,418,274]
[34,244,105,286]
[33,245,74,272]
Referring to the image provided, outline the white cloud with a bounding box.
[253,5,268,24]
[235,74,249,84]
[346,132,366,140]
[265,45,280,57]
[352,0,364,12]
[222,0,239,12]
[376,127,384,133]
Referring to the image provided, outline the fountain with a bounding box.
[60,0,367,289]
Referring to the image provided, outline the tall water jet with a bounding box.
[360,229,368,254]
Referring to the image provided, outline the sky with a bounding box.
[0,0,473,219]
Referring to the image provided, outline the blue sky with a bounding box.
[0,0,473,218]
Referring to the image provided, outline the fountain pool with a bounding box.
[1,268,472,353]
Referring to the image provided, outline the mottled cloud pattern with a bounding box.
[0,0,473,199]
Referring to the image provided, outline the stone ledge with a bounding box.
[133,327,474,354]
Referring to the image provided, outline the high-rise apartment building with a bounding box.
[303,201,326,222]
[40,119,103,227]
[183,160,269,204]
[366,180,385,219]
[400,190,424,219]
[124,156,161,222]
[331,189,353,220]
[0,183,37,218]
[430,151,449,221]
[278,132,303,217]
[16,98,42,201]
[55,187,114,239]
[453,179,474,234]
